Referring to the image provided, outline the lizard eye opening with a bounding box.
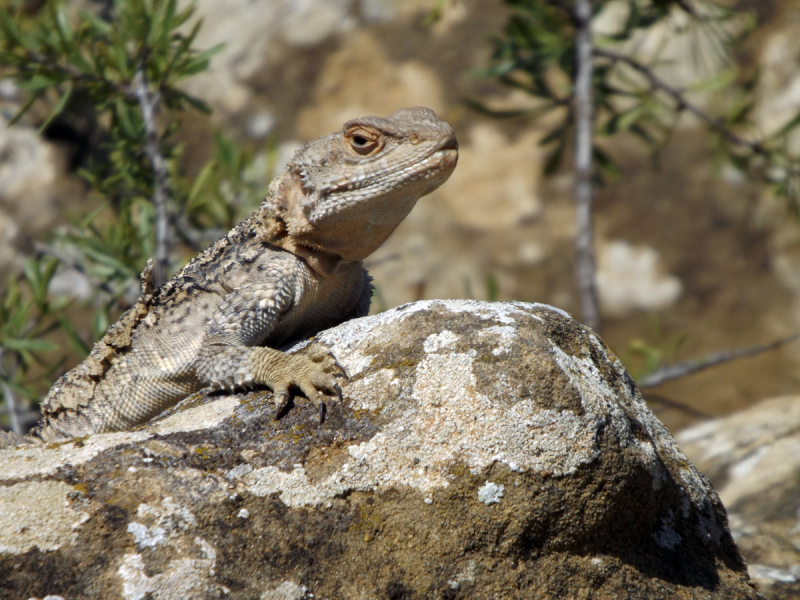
[346,127,384,156]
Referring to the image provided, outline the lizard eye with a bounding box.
[346,127,384,156]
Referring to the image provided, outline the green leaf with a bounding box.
[55,4,73,42]
[38,83,73,133]
[175,91,212,114]
[543,135,566,175]
[604,106,645,135]
[18,74,64,91]
[173,18,203,60]
[78,9,113,35]
[80,201,111,228]
[2,338,59,353]
[485,273,499,302]
[0,7,26,47]
[686,69,738,93]
[93,308,110,340]
[187,159,217,209]
[770,112,800,140]
[22,257,43,301]
[726,99,754,125]
[593,146,622,180]
[115,98,139,138]
[8,90,44,126]
[539,123,567,147]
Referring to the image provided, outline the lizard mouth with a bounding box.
[417,147,458,180]
[435,147,458,169]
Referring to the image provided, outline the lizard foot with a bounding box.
[270,343,345,423]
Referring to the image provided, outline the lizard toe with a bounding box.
[304,343,348,378]
[273,387,291,419]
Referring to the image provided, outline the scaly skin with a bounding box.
[19,106,458,443]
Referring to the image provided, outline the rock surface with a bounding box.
[679,396,800,600]
[0,300,760,599]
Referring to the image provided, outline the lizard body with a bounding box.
[22,106,457,442]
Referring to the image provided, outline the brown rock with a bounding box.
[0,301,760,599]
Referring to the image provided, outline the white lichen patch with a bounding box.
[423,329,459,353]
[226,463,254,481]
[547,336,676,492]
[0,430,150,481]
[547,339,640,453]
[479,325,517,355]
[0,396,240,481]
[0,481,90,554]
[349,368,400,412]
[151,396,240,435]
[638,440,665,491]
[313,300,566,353]
[127,522,167,549]
[125,497,200,553]
[244,465,342,508]
[678,467,722,546]
[547,340,617,414]
[261,580,308,600]
[478,481,505,505]
[119,499,216,599]
[118,538,218,600]
[243,307,607,507]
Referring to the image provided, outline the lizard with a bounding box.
[4,106,457,444]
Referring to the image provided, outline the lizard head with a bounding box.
[264,106,458,263]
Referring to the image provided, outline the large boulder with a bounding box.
[679,396,800,600]
[0,300,760,599]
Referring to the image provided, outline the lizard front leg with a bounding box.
[194,280,344,421]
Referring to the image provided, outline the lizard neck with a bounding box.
[255,209,351,279]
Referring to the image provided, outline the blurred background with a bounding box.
[2,0,800,594]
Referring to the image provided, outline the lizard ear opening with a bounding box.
[345,126,384,156]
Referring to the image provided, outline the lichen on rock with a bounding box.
[0,300,761,599]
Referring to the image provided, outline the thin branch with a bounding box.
[0,377,22,435]
[638,332,800,388]
[641,393,712,419]
[16,51,174,287]
[0,350,22,435]
[23,50,138,101]
[573,0,601,332]
[593,47,800,178]
[134,66,171,288]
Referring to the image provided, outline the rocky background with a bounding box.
[2,0,800,596]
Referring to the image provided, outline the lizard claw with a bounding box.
[329,353,349,381]
[273,390,291,419]
[258,344,347,422]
